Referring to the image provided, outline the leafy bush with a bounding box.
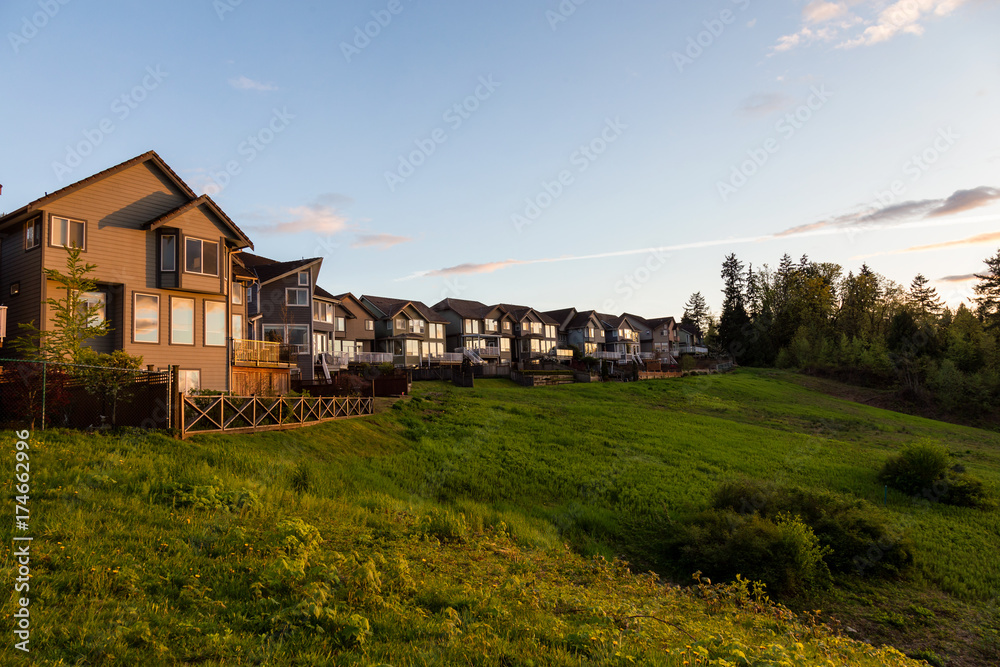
[943,473,997,510]
[879,441,949,495]
[673,508,832,596]
[709,478,913,576]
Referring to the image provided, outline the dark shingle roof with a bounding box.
[239,252,322,284]
[498,303,559,325]
[362,295,448,323]
[542,308,575,327]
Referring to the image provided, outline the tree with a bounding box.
[909,273,944,319]
[719,254,750,359]
[973,249,1000,332]
[12,246,110,363]
[682,292,709,332]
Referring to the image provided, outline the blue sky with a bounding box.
[2,0,998,317]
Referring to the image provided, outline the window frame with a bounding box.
[365,319,374,331]
[49,215,86,250]
[204,300,227,347]
[161,235,177,272]
[79,291,107,327]
[297,271,310,286]
[286,288,309,307]
[335,316,346,332]
[170,296,196,346]
[133,293,160,344]
[231,281,242,305]
[24,217,41,251]
[183,237,219,276]
[232,313,244,341]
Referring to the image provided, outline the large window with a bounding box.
[184,238,219,276]
[545,325,556,339]
[178,370,201,394]
[313,301,334,323]
[161,236,176,272]
[263,325,284,342]
[286,288,309,306]
[335,317,346,332]
[428,342,444,357]
[500,338,510,352]
[24,218,41,250]
[408,319,425,335]
[171,297,195,345]
[134,294,159,343]
[485,319,497,332]
[464,319,480,334]
[204,301,226,346]
[79,291,106,326]
[287,325,309,353]
[405,339,421,356]
[232,313,243,341]
[529,321,542,335]
[429,323,444,338]
[50,216,85,249]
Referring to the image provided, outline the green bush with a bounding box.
[879,441,949,495]
[943,473,997,510]
[673,508,832,596]
[707,478,913,576]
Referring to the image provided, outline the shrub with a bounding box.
[879,441,949,495]
[943,473,997,510]
[673,508,832,596]
[708,478,912,576]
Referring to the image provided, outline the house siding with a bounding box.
[0,216,43,348]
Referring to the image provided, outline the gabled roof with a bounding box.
[332,292,381,319]
[498,303,560,325]
[566,309,603,330]
[595,312,644,330]
[238,251,322,285]
[0,150,198,232]
[432,298,493,320]
[644,316,676,330]
[361,295,448,323]
[313,285,341,303]
[143,194,252,249]
[622,313,653,329]
[543,308,576,328]
[678,322,703,336]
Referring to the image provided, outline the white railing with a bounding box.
[431,352,464,364]
[593,351,618,360]
[352,352,394,364]
[316,352,351,369]
[676,345,709,355]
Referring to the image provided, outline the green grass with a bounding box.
[2,368,996,665]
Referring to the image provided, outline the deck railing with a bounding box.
[181,394,373,437]
[232,339,297,365]
[352,352,394,364]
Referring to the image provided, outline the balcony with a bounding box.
[676,344,709,355]
[352,352,394,364]
[431,352,464,364]
[232,339,297,367]
[592,351,619,360]
[315,351,351,370]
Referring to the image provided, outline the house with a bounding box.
[498,303,567,365]
[595,312,645,365]
[636,315,679,364]
[238,251,325,381]
[677,322,708,355]
[360,295,456,367]
[0,151,253,392]
[315,290,388,368]
[432,298,516,364]
[545,308,608,359]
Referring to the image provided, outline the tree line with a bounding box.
[682,249,1000,419]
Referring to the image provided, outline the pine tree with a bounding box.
[682,292,709,332]
[973,249,1000,331]
[12,246,111,363]
[719,253,750,358]
[909,273,944,319]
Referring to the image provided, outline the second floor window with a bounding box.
[24,218,41,250]
[313,301,333,323]
[465,319,480,334]
[51,216,85,249]
[185,238,219,276]
[79,292,106,326]
[161,236,176,271]
[485,319,497,332]
[365,319,374,331]
[298,271,309,286]
[545,325,556,339]
[335,317,346,332]
[231,282,242,305]
[503,321,511,331]
[286,288,309,306]
[409,319,425,334]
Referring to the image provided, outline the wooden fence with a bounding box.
[180,394,373,437]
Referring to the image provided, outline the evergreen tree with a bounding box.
[682,292,709,332]
[909,273,944,319]
[973,249,1000,332]
[719,253,750,359]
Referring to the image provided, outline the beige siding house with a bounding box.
[0,151,253,391]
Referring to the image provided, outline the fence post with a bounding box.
[41,360,47,431]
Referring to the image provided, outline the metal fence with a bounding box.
[0,358,172,430]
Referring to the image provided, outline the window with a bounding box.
[80,292,106,326]
[428,323,444,338]
[205,301,226,346]
[500,338,510,352]
[10,282,20,296]
[231,282,242,305]
[365,319,374,331]
[408,319,425,335]
[298,271,309,286]
[161,236,176,272]
[287,326,308,353]
[464,319,480,334]
[529,322,542,335]
[263,325,284,342]
[531,339,542,352]
[50,216,85,249]
[485,319,497,332]
[405,339,421,356]
[24,218,41,250]
[545,325,556,339]
[232,313,243,340]
[428,342,443,357]
[313,301,333,323]
[134,294,159,343]
[178,370,201,394]
[286,288,309,306]
[171,297,195,345]
[335,317,346,332]
[184,238,219,276]
[503,321,511,331]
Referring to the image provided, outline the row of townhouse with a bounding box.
[0,151,704,393]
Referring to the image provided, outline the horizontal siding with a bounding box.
[0,221,42,347]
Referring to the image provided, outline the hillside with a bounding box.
[3,370,997,665]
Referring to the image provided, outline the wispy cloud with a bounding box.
[771,0,967,53]
[938,273,977,283]
[229,75,278,92]
[901,231,1000,254]
[351,233,413,249]
[737,92,794,116]
[776,186,1000,237]
[245,195,351,235]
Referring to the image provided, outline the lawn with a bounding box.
[2,368,996,665]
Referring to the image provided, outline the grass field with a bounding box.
[2,369,997,665]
